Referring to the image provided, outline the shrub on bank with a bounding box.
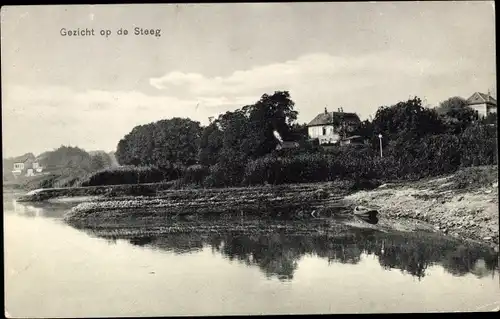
[451,165,498,190]
[20,172,83,190]
[459,123,498,167]
[78,165,167,186]
[182,164,209,185]
[204,161,246,187]
[243,154,330,185]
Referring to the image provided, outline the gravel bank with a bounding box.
[344,173,499,248]
[62,182,354,227]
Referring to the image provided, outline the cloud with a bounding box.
[150,72,205,88]
[2,50,494,157]
[149,51,467,98]
[149,50,493,122]
[2,85,247,157]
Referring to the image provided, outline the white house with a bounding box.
[12,162,25,175]
[32,162,43,173]
[307,107,361,145]
[12,155,44,178]
[466,92,496,117]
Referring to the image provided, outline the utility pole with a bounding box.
[378,134,383,158]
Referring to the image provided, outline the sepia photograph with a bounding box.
[2,2,499,317]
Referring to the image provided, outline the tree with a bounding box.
[352,119,373,139]
[289,123,309,141]
[198,122,224,166]
[198,91,299,162]
[241,91,298,158]
[481,112,497,126]
[435,96,469,115]
[436,96,479,134]
[90,153,112,171]
[116,118,202,168]
[459,123,497,167]
[372,97,444,143]
[39,146,93,173]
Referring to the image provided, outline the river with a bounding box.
[4,191,500,317]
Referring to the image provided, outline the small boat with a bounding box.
[353,205,379,219]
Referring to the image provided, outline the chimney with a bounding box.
[324,107,328,114]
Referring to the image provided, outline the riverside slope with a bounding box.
[344,170,499,248]
[17,166,498,248]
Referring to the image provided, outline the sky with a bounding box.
[1,2,496,158]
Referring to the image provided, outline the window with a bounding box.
[322,127,326,135]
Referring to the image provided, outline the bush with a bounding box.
[78,165,167,186]
[203,163,240,188]
[459,123,497,167]
[243,154,330,185]
[379,134,463,180]
[325,145,378,181]
[451,166,498,189]
[182,164,209,185]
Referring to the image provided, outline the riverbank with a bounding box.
[62,181,354,227]
[15,180,183,202]
[16,166,499,248]
[344,166,499,248]
[15,179,366,203]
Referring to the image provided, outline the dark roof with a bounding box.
[276,141,299,150]
[466,92,496,106]
[14,154,35,164]
[307,111,360,127]
[343,135,363,140]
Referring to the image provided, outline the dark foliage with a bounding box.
[182,164,210,185]
[103,94,497,188]
[198,91,299,166]
[78,165,168,186]
[116,118,202,168]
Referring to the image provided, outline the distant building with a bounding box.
[12,155,44,178]
[307,107,361,145]
[273,130,300,151]
[275,141,300,151]
[466,92,497,118]
[339,135,365,146]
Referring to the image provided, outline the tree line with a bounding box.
[5,146,118,189]
[107,91,497,188]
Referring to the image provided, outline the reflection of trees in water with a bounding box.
[7,199,72,218]
[442,245,499,278]
[377,244,429,279]
[105,237,118,245]
[129,233,205,254]
[469,259,496,279]
[95,229,498,282]
[217,233,302,280]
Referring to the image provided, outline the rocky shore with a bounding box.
[62,182,355,228]
[344,170,499,249]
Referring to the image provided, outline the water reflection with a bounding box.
[5,195,499,282]
[4,199,71,218]
[88,230,499,282]
[5,198,73,219]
